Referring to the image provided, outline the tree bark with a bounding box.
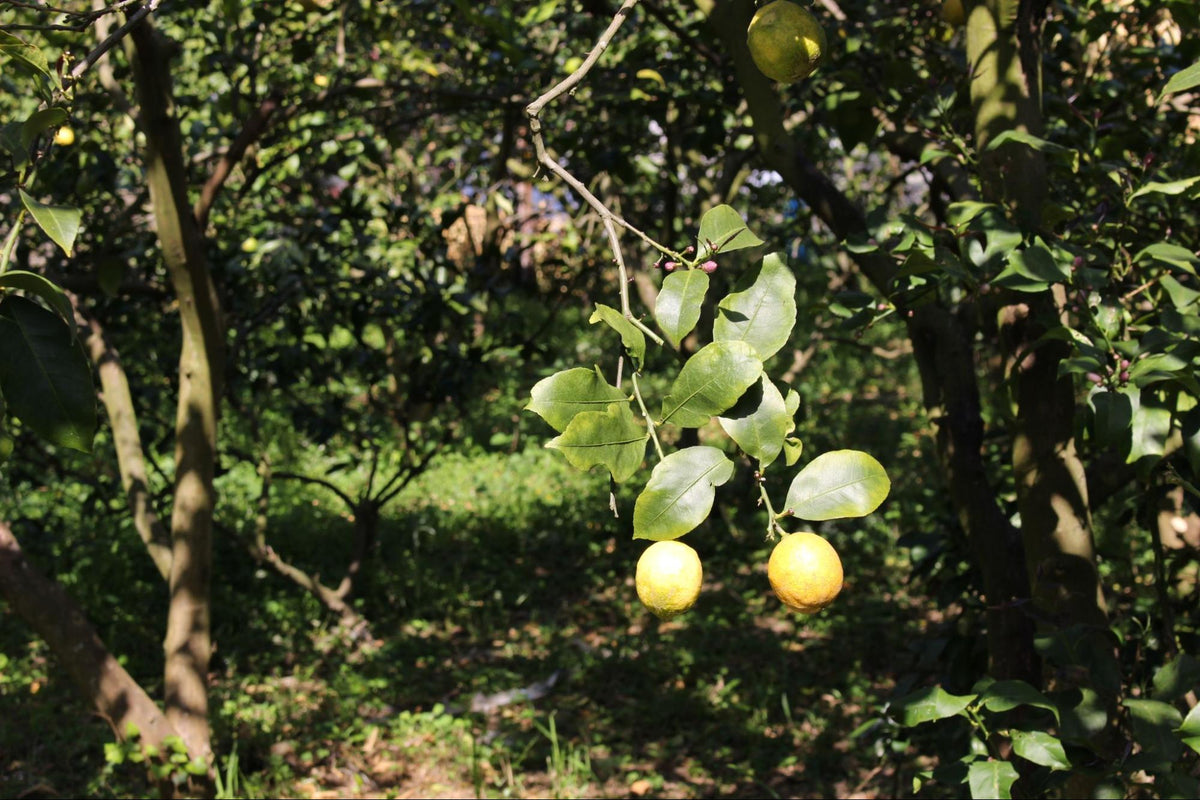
[970,0,1108,630]
[0,521,177,749]
[129,16,224,760]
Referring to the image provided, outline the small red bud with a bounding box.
[1120,371,1130,383]
[1086,372,1103,385]
[1120,359,1130,369]
[700,260,718,273]
[664,261,678,271]
[684,245,695,255]
[1072,256,1084,269]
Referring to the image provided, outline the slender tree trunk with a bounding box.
[0,522,178,749]
[969,0,1108,631]
[77,306,173,581]
[129,16,224,760]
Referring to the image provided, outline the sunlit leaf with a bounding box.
[713,252,797,361]
[1160,60,1200,99]
[784,449,890,520]
[1010,731,1070,770]
[546,402,646,482]
[1129,175,1200,202]
[527,366,627,433]
[718,375,789,468]
[633,446,734,540]
[1124,699,1184,770]
[590,303,646,368]
[19,189,83,257]
[660,340,762,428]
[696,204,763,257]
[967,760,1017,800]
[893,686,975,726]
[655,269,709,348]
[979,680,1060,722]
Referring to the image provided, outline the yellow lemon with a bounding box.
[746,1,827,85]
[313,74,330,88]
[767,531,843,613]
[635,540,703,620]
[53,126,75,146]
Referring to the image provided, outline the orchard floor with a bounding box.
[1,445,952,799]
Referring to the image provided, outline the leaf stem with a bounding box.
[630,372,664,461]
[0,210,27,275]
[760,481,786,540]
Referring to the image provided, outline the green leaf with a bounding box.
[1129,175,1200,202]
[0,270,76,332]
[1153,653,1200,703]
[967,760,1018,800]
[980,680,1060,722]
[947,201,999,227]
[546,402,646,482]
[696,204,763,257]
[633,446,735,541]
[713,252,797,361]
[782,436,803,466]
[1125,699,1184,769]
[655,269,709,348]
[1159,60,1200,99]
[0,30,57,88]
[659,340,762,428]
[1006,241,1070,284]
[590,303,646,369]
[1010,730,1071,770]
[527,366,628,433]
[718,375,789,468]
[985,130,1078,171]
[19,190,83,257]
[1134,242,1198,275]
[784,449,890,520]
[1179,703,1200,755]
[1059,687,1109,743]
[893,686,975,727]
[21,107,69,151]
[0,295,95,452]
[1160,275,1200,309]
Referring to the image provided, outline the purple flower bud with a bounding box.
[684,245,695,255]
[1120,359,1130,369]
[1086,372,1103,385]
[1073,256,1084,269]
[700,260,718,273]
[1120,371,1130,383]
[664,261,677,271]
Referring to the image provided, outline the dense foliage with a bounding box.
[1,0,1198,797]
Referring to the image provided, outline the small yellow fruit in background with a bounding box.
[313,74,330,88]
[767,531,843,613]
[941,0,966,27]
[635,540,703,620]
[746,0,828,85]
[240,237,259,253]
[53,126,75,146]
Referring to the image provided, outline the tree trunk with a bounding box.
[0,521,177,749]
[129,16,224,761]
[969,0,1108,631]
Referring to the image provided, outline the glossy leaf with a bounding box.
[527,366,627,433]
[546,401,646,482]
[980,680,1059,722]
[20,107,68,150]
[655,269,709,348]
[1124,699,1184,769]
[19,190,83,257]
[784,449,890,520]
[1134,242,1198,275]
[0,30,57,87]
[0,295,95,451]
[1129,175,1200,202]
[1010,730,1070,770]
[1005,241,1069,284]
[590,303,646,368]
[1160,60,1200,98]
[659,340,762,428]
[967,760,1018,800]
[0,270,76,332]
[713,252,797,361]
[1152,654,1200,703]
[1180,704,1200,755]
[893,686,975,726]
[718,374,789,468]
[696,204,763,257]
[633,446,734,541]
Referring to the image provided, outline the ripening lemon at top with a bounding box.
[54,126,75,146]
[746,0,828,85]
[941,0,966,27]
[767,531,843,613]
[635,540,703,620]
